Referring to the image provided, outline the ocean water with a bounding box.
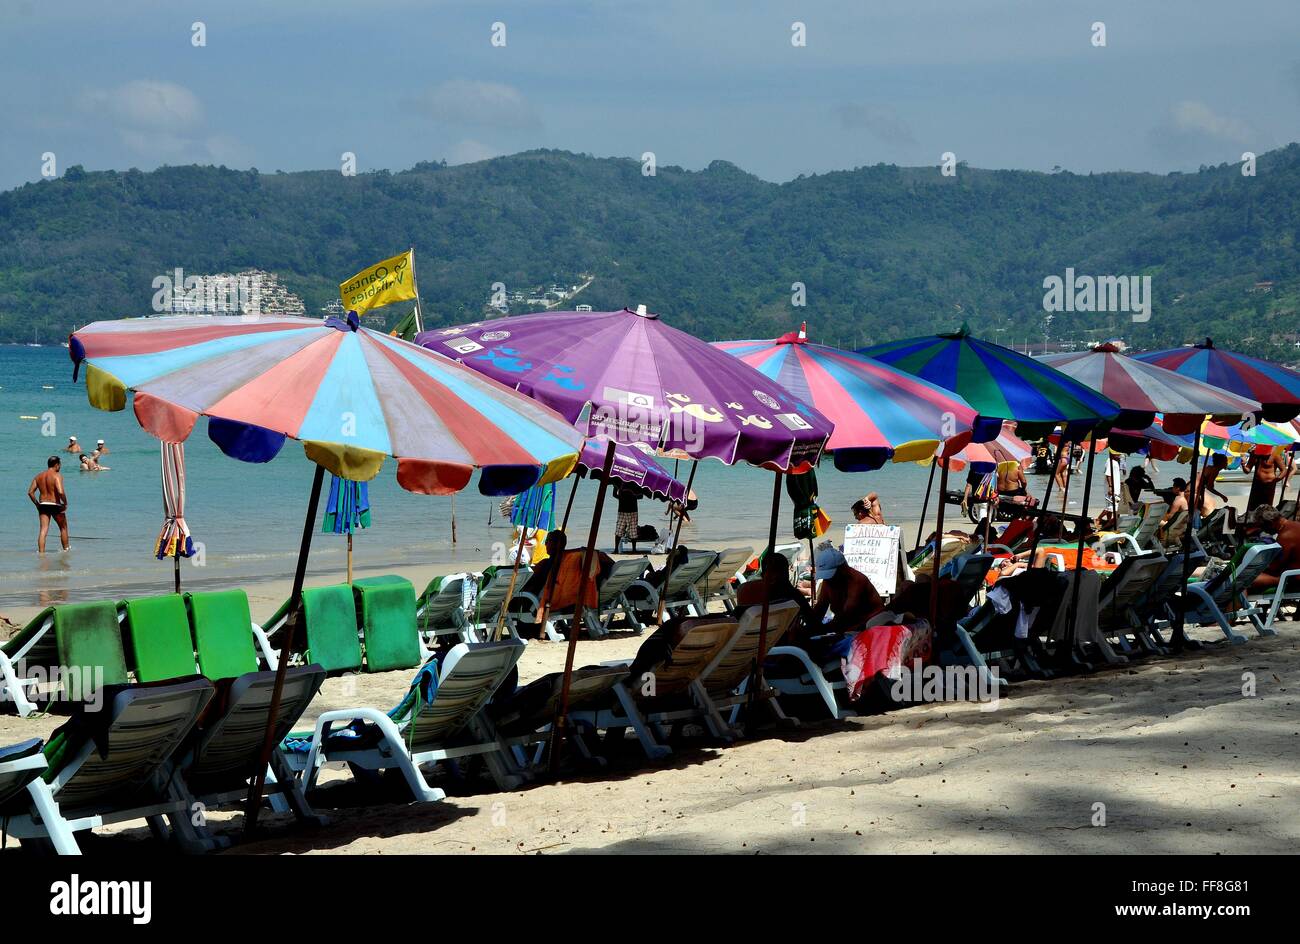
[0,345,1000,610]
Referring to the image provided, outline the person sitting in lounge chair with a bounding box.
[809,545,885,636]
[1249,505,1300,592]
[1156,478,1189,543]
[734,553,815,644]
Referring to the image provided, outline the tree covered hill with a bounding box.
[2,146,1298,359]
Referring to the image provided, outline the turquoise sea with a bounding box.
[0,345,1032,611]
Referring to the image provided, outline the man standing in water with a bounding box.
[28,456,69,553]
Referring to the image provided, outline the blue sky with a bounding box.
[2,0,1298,190]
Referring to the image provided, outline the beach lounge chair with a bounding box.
[1,678,215,854]
[160,665,326,852]
[351,576,427,672]
[1131,550,1203,645]
[626,550,720,623]
[1095,501,1167,557]
[489,665,632,768]
[186,590,266,678]
[1153,510,1189,553]
[415,573,474,643]
[0,738,78,853]
[0,600,126,718]
[1249,564,1300,632]
[585,556,652,636]
[118,593,200,682]
[1095,552,1169,655]
[1180,542,1282,644]
[567,616,738,759]
[465,568,531,641]
[690,546,756,614]
[285,641,526,801]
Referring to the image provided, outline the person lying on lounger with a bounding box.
[1248,505,1300,592]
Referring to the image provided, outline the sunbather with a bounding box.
[1156,478,1189,543]
[734,553,815,643]
[809,545,885,635]
[1248,505,1300,591]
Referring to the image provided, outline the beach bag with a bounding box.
[636,524,661,543]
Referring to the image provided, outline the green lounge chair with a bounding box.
[283,641,526,801]
[118,593,200,682]
[185,590,261,680]
[0,678,214,854]
[0,601,126,718]
[352,575,425,672]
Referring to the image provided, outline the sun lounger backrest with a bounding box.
[300,584,363,673]
[662,552,719,599]
[473,569,529,620]
[186,665,325,787]
[1133,502,1167,548]
[46,678,214,810]
[418,574,467,628]
[1222,543,1281,599]
[405,641,523,750]
[185,590,260,681]
[120,594,199,682]
[645,616,736,696]
[54,601,128,694]
[1100,553,1166,616]
[1161,510,1189,548]
[0,738,46,807]
[598,558,650,604]
[703,601,799,695]
[352,576,421,672]
[0,608,57,667]
[697,547,756,597]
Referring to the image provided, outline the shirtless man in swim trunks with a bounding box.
[1247,451,1286,512]
[27,456,69,553]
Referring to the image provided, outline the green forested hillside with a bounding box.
[2,146,1299,359]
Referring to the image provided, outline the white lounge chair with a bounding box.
[690,546,756,614]
[415,573,475,643]
[285,641,526,802]
[1181,543,1282,643]
[626,551,720,622]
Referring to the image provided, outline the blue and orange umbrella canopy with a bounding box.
[860,323,1120,438]
[1133,338,1300,423]
[69,314,582,496]
[714,327,997,471]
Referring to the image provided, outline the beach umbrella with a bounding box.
[573,437,686,503]
[417,307,832,470]
[929,422,1033,545]
[714,326,998,470]
[419,307,834,760]
[322,475,370,583]
[1133,338,1300,423]
[154,441,195,593]
[862,325,1119,664]
[69,313,582,825]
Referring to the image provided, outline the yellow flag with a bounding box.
[339,251,417,315]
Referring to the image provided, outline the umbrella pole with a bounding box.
[560,474,581,531]
[173,550,181,594]
[494,504,532,641]
[654,460,699,626]
[930,463,949,628]
[1059,441,1098,672]
[346,532,353,584]
[1026,443,1062,566]
[451,495,457,545]
[245,462,326,834]
[1172,423,1204,650]
[916,460,937,550]
[749,470,783,711]
[549,441,617,772]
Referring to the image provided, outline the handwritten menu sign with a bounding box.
[842,524,902,596]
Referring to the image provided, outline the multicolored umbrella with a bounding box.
[576,436,686,503]
[1133,338,1300,423]
[70,314,581,494]
[155,441,195,592]
[936,421,1031,474]
[416,307,833,471]
[859,323,1119,438]
[714,327,996,471]
[1040,343,1259,435]
[69,312,584,826]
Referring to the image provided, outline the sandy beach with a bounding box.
[3,576,1295,856]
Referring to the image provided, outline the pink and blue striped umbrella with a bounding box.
[714,327,998,471]
[69,314,582,495]
[1134,338,1300,423]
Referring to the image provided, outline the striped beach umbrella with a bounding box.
[860,324,1119,438]
[69,312,583,825]
[1134,338,1300,423]
[1040,342,1259,435]
[714,327,996,471]
[155,441,195,592]
[937,421,1032,474]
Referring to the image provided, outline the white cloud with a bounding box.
[1171,101,1252,142]
[83,80,203,129]
[413,80,541,131]
[446,139,500,165]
